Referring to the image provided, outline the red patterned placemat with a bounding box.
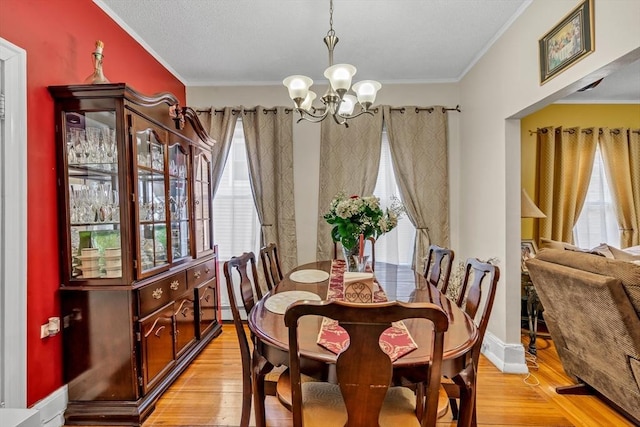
[317,260,418,361]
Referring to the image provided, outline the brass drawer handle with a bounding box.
[170,280,180,290]
[194,270,201,279]
[205,267,211,274]
[152,288,163,299]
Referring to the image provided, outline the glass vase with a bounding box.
[341,245,369,272]
[342,245,359,272]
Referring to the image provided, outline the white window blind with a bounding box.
[212,118,261,319]
[373,127,416,266]
[573,144,620,249]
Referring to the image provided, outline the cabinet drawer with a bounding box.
[186,259,216,289]
[139,271,188,316]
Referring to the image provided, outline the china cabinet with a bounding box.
[49,84,221,425]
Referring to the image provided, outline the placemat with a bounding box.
[289,269,330,283]
[264,290,321,315]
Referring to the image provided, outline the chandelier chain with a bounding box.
[327,0,335,37]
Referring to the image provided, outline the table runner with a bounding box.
[317,260,418,361]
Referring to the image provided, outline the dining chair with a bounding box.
[259,242,284,292]
[444,258,500,427]
[224,252,283,427]
[332,236,376,270]
[423,244,455,294]
[284,299,449,427]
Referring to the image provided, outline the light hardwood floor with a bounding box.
[131,325,632,427]
[125,325,634,427]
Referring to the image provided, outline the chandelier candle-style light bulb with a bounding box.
[283,0,381,127]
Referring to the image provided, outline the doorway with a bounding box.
[0,37,28,409]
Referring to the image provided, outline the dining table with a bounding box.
[247,260,478,427]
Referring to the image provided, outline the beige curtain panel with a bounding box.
[316,110,383,260]
[600,128,640,247]
[537,127,598,244]
[383,106,449,269]
[242,106,298,273]
[203,106,240,197]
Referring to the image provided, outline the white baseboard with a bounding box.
[221,305,245,321]
[481,331,529,374]
[31,385,67,427]
[0,408,40,427]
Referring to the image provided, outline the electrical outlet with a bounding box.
[40,324,50,339]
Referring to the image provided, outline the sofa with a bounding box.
[526,248,640,424]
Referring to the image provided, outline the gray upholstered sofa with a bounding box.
[526,249,640,424]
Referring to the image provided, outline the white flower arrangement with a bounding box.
[324,192,404,250]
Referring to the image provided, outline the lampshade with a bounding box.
[283,75,313,104]
[352,80,382,108]
[300,91,317,111]
[324,63,357,93]
[521,188,546,218]
[338,95,357,116]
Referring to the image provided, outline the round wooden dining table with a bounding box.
[247,261,478,426]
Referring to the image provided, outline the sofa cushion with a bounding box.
[626,245,640,256]
[608,245,640,262]
[591,243,615,258]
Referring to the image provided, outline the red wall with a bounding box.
[0,0,185,405]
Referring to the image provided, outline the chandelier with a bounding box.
[283,0,382,127]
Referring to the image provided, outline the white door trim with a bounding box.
[0,37,28,409]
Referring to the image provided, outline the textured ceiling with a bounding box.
[96,0,639,103]
[97,0,530,85]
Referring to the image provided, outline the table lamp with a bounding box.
[521,188,545,355]
[521,188,546,218]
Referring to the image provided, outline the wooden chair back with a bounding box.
[223,252,262,427]
[260,242,284,291]
[456,258,500,367]
[423,244,455,293]
[285,300,449,427]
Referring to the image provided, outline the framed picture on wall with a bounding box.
[539,0,594,84]
[521,239,538,272]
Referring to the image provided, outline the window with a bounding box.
[373,127,416,265]
[573,145,620,249]
[212,119,261,319]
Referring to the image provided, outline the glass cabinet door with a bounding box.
[168,142,191,261]
[132,115,193,278]
[135,123,169,275]
[193,151,213,256]
[65,111,122,281]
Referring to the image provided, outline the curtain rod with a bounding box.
[528,128,640,135]
[195,105,462,114]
